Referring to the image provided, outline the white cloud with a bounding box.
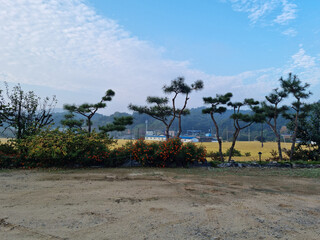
[226,0,297,25]
[282,27,297,36]
[274,0,297,25]
[291,48,316,69]
[0,0,318,114]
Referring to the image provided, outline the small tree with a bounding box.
[261,88,288,161]
[163,77,204,137]
[227,99,264,162]
[129,77,202,140]
[2,83,57,139]
[296,102,320,159]
[202,92,233,162]
[64,89,115,134]
[129,96,174,140]
[99,116,133,134]
[280,73,312,161]
[0,89,8,127]
[61,112,84,131]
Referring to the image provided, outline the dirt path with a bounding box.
[1,169,319,239]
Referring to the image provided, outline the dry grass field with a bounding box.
[114,139,292,161]
[0,138,9,144]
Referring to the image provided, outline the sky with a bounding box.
[0,0,319,114]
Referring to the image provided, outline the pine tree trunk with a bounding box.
[165,126,170,141]
[228,129,239,162]
[88,118,92,135]
[177,116,182,138]
[290,106,300,161]
[276,133,283,161]
[210,113,224,162]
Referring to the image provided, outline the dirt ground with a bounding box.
[0,168,319,240]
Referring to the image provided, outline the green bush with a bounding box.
[283,145,319,162]
[177,142,207,166]
[207,151,221,161]
[225,148,242,157]
[1,132,208,168]
[15,128,117,167]
[131,138,158,166]
[130,138,206,167]
[0,142,21,168]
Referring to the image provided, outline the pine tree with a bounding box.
[64,90,115,134]
[202,92,233,162]
[163,77,204,137]
[129,77,203,140]
[261,88,288,161]
[280,73,312,161]
[227,99,264,162]
[129,96,174,140]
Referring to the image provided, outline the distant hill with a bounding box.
[49,107,289,141]
[0,107,290,140]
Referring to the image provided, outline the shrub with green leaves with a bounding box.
[283,145,319,162]
[0,142,20,168]
[130,138,206,167]
[225,148,242,157]
[16,128,116,167]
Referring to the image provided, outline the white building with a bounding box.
[145,135,198,143]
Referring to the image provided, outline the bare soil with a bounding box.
[0,168,319,240]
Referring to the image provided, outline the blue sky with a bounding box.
[0,0,319,113]
[89,0,320,75]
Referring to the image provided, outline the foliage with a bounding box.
[207,151,221,161]
[260,87,288,161]
[99,116,133,133]
[64,89,115,134]
[1,83,57,139]
[207,148,247,160]
[225,148,242,157]
[14,128,117,167]
[244,152,251,157]
[163,77,204,137]
[295,102,320,151]
[131,138,159,166]
[268,149,280,161]
[177,142,206,166]
[130,138,206,167]
[227,98,264,161]
[283,145,319,162]
[280,73,312,161]
[0,142,20,168]
[203,92,233,162]
[129,96,174,140]
[129,76,203,140]
[61,112,84,131]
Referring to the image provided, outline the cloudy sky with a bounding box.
[0,0,319,114]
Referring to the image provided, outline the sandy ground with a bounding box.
[0,168,319,240]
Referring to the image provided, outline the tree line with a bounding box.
[1,73,319,163]
[129,73,317,162]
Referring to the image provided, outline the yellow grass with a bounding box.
[197,141,292,161]
[115,139,292,161]
[0,138,9,144]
